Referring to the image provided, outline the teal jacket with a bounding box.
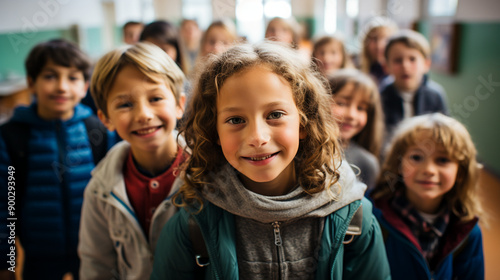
[151,197,391,279]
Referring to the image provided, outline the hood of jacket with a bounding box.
[203,160,366,224]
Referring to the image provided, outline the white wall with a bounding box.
[455,0,500,21]
[154,0,182,22]
[291,0,315,18]
[0,0,103,32]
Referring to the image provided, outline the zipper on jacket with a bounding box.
[272,221,283,280]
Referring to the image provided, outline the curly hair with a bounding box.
[372,113,486,224]
[327,68,385,156]
[176,41,342,209]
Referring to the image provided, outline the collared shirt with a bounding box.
[391,190,450,269]
[123,147,185,238]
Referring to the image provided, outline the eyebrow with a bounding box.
[110,94,132,103]
[218,101,290,113]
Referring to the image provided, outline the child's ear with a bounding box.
[27,76,35,94]
[79,81,90,99]
[176,93,187,119]
[97,109,115,131]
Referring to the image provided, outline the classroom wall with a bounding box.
[419,21,500,174]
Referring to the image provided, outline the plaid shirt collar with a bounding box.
[391,189,450,267]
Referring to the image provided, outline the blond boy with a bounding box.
[78,42,186,279]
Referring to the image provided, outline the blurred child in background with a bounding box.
[360,17,398,86]
[312,35,353,77]
[265,17,300,49]
[381,29,448,141]
[123,21,144,45]
[179,19,202,75]
[140,20,188,74]
[327,68,384,191]
[0,39,116,280]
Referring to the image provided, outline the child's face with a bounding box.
[401,136,459,214]
[366,28,391,64]
[123,24,143,45]
[265,21,294,45]
[385,42,431,92]
[202,26,233,56]
[181,21,201,44]
[314,41,344,76]
[216,65,305,196]
[99,65,185,156]
[29,60,88,121]
[330,83,369,142]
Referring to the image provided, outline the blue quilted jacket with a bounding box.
[0,103,116,275]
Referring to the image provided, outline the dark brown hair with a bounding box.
[25,39,91,82]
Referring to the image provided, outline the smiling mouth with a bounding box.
[416,181,439,185]
[133,126,161,135]
[244,152,279,161]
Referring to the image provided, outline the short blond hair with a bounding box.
[385,29,431,60]
[91,42,185,116]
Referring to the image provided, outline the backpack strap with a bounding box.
[83,115,108,165]
[188,215,210,278]
[343,203,363,244]
[1,121,30,216]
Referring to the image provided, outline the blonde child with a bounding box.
[78,43,187,279]
[327,69,384,191]
[313,35,354,77]
[360,16,398,85]
[151,41,390,279]
[265,16,300,49]
[199,19,238,59]
[370,113,486,280]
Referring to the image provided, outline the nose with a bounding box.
[401,58,411,70]
[135,102,154,124]
[247,119,270,148]
[422,160,437,176]
[344,105,356,120]
[57,78,69,92]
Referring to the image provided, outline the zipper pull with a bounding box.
[272,221,282,246]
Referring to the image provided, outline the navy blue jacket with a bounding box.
[381,75,448,137]
[372,197,484,280]
[0,103,116,277]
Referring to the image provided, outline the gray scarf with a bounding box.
[203,161,366,223]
